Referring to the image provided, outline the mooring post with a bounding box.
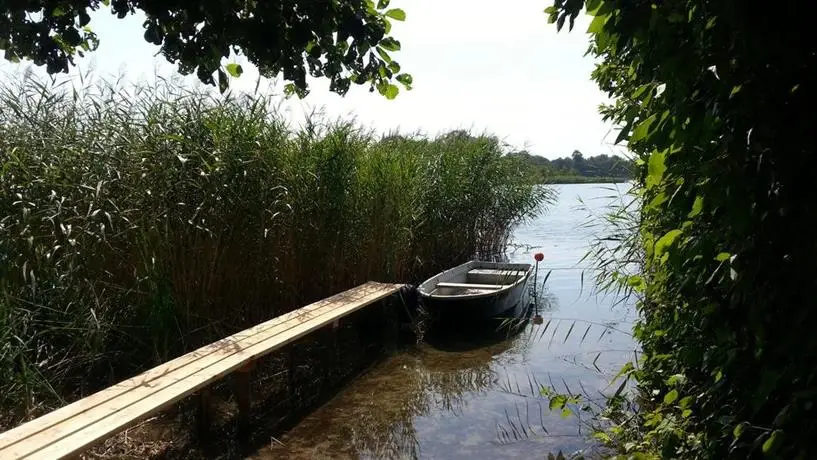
[196,387,212,439]
[235,360,255,441]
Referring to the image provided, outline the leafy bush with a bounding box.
[0,74,551,427]
[548,0,817,458]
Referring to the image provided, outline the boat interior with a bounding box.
[430,267,528,296]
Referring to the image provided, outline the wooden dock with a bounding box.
[0,282,402,460]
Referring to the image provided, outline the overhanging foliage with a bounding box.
[549,0,817,457]
[0,0,412,97]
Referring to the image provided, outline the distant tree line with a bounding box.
[509,150,633,183]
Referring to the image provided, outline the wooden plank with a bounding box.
[0,287,351,451]
[2,282,398,459]
[0,282,399,460]
[0,288,349,450]
[436,282,508,290]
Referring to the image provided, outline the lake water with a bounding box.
[252,183,638,459]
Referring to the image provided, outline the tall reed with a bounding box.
[0,74,552,426]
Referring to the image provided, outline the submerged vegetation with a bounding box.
[0,75,551,428]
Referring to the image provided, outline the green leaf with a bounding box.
[688,196,704,217]
[762,430,782,454]
[654,229,682,258]
[549,394,567,411]
[730,85,742,98]
[626,275,645,292]
[381,83,399,100]
[666,374,686,386]
[733,422,748,439]
[663,389,679,404]
[396,73,413,89]
[682,409,692,418]
[592,431,612,443]
[225,63,243,78]
[612,361,634,384]
[587,14,609,34]
[385,8,406,21]
[648,191,667,211]
[556,13,566,31]
[715,252,731,262]
[376,47,392,63]
[614,123,631,144]
[646,150,666,189]
[380,37,401,51]
[633,83,652,100]
[283,83,298,97]
[631,114,657,143]
[52,6,67,17]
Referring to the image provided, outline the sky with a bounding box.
[0,1,621,159]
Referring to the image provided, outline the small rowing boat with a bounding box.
[418,260,532,326]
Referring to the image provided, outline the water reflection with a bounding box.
[252,184,637,459]
[256,328,522,459]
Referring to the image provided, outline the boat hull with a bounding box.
[423,282,528,326]
[418,261,533,328]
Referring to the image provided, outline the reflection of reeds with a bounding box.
[488,276,639,456]
[272,341,510,458]
[416,365,495,415]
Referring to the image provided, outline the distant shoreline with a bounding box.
[542,176,631,184]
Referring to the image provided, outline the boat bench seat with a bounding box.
[466,269,525,285]
[436,282,508,290]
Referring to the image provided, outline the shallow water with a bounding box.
[252,183,638,459]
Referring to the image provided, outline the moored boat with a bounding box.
[418,260,533,326]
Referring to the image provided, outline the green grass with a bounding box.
[0,75,553,426]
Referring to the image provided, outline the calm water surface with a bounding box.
[253,183,637,459]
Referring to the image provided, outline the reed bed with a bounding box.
[0,74,552,427]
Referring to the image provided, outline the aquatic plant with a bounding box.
[0,73,552,428]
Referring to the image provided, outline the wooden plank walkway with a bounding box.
[0,282,401,460]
